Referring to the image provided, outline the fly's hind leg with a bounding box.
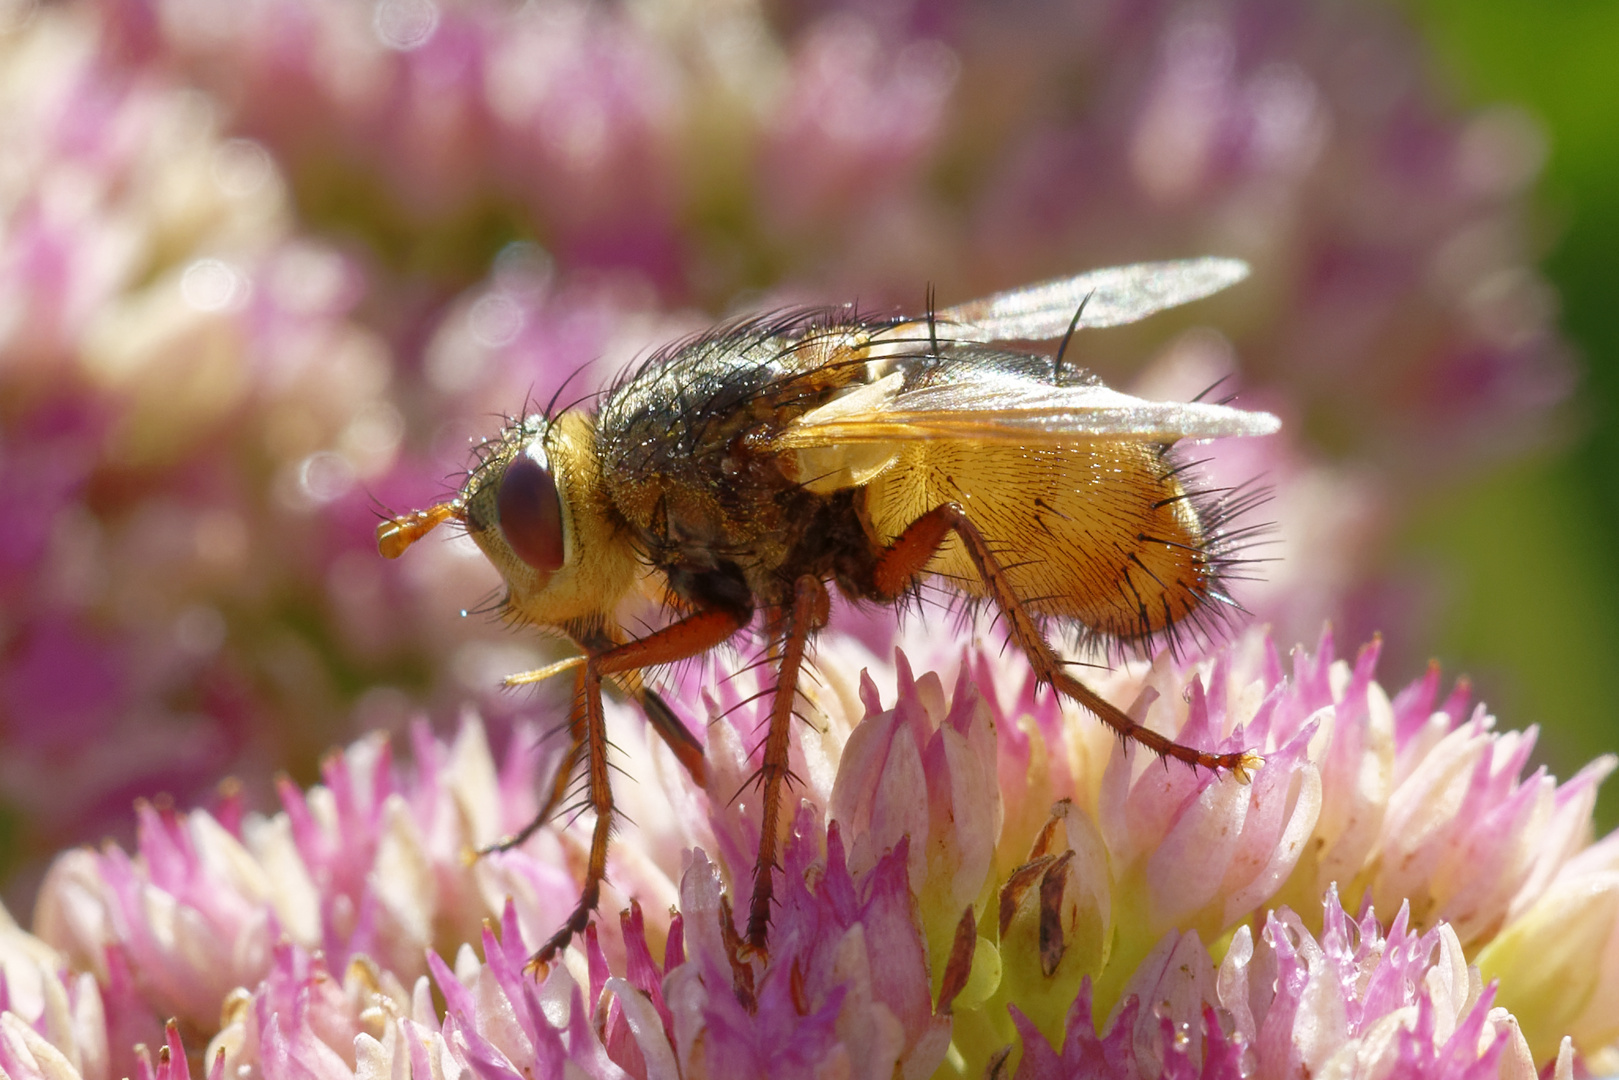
[870,503,1259,780]
[515,607,746,975]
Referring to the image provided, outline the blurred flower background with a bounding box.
[0,0,1616,1072]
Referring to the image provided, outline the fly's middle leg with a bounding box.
[746,574,829,952]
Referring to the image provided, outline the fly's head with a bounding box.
[378,409,640,636]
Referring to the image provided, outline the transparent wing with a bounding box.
[937,257,1249,342]
[774,366,1280,449]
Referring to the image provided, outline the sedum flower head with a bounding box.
[15,625,1618,1078]
[1009,888,1537,1080]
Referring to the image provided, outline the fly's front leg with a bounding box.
[525,659,611,975]
[747,574,830,951]
[479,668,703,859]
[519,607,747,975]
[871,503,1259,779]
[628,679,708,786]
[478,686,586,857]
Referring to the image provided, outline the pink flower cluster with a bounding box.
[1014,892,1531,1080]
[0,1,422,883]
[5,627,1613,1078]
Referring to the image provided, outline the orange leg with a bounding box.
[480,697,586,857]
[747,575,830,950]
[631,680,708,786]
[873,503,1258,779]
[520,606,746,974]
[479,674,704,859]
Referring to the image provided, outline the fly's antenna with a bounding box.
[1052,289,1094,383]
[376,500,461,559]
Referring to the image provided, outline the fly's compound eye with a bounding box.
[496,442,565,572]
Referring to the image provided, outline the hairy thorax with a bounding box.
[595,319,874,612]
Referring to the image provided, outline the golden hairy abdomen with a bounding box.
[862,440,1211,641]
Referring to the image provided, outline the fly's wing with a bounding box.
[773,364,1280,450]
[774,258,1272,486]
[938,257,1249,341]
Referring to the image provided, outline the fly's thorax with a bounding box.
[461,410,641,630]
[861,438,1219,645]
[595,323,880,566]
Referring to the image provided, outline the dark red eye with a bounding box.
[496,444,565,572]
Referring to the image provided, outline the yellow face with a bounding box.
[378,409,642,639]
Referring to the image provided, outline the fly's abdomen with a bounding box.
[862,440,1226,649]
